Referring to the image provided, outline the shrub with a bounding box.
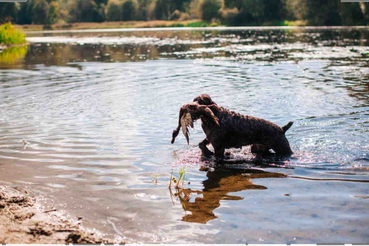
[32,0,49,24]
[188,0,201,19]
[106,1,121,21]
[92,3,106,22]
[18,1,34,25]
[121,0,137,21]
[77,0,97,22]
[219,7,238,24]
[47,1,60,24]
[169,9,181,20]
[154,0,171,20]
[179,12,190,20]
[0,3,17,24]
[200,0,221,22]
[0,23,26,45]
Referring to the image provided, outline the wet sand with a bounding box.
[0,185,122,244]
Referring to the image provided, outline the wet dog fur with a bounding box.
[172,94,293,158]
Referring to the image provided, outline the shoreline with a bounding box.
[15,21,369,35]
[0,185,124,244]
[24,25,369,35]
[15,20,206,33]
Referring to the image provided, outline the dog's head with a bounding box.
[193,94,217,106]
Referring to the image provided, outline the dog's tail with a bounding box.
[282,121,293,133]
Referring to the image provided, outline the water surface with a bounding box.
[0,27,368,243]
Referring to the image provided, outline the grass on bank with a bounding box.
[0,23,26,45]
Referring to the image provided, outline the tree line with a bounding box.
[1,0,369,26]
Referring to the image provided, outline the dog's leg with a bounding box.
[199,138,214,157]
[251,144,270,154]
[214,145,225,159]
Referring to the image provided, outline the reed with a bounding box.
[169,167,186,189]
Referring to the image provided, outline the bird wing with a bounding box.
[171,103,219,145]
[180,112,194,145]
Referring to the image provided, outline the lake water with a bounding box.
[0,27,368,243]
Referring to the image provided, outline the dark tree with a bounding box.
[18,1,34,24]
[121,0,136,21]
[32,0,49,24]
[0,3,17,24]
[201,0,221,22]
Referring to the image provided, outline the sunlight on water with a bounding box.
[0,28,368,243]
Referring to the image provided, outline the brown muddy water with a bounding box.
[0,27,368,243]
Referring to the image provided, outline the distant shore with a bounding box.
[15,20,211,32]
[15,22,369,35]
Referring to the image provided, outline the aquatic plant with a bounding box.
[177,166,186,188]
[168,167,186,189]
[168,167,191,209]
[0,23,26,45]
[152,174,158,184]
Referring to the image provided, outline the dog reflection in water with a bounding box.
[172,168,286,224]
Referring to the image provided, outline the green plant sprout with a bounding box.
[177,167,186,189]
[152,174,158,184]
[169,167,186,189]
[169,167,191,210]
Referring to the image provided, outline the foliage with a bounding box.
[305,0,341,26]
[32,0,49,24]
[0,23,26,45]
[200,0,221,22]
[18,1,34,24]
[48,1,60,24]
[340,2,366,26]
[154,0,172,20]
[285,0,307,20]
[188,0,201,19]
[121,0,137,21]
[1,0,369,26]
[78,0,98,22]
[0,3,17,24]
[106,1,121,21]
[219,7,238,25]
[169,9,181,20]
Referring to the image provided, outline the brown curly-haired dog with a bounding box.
[171,94,293,158]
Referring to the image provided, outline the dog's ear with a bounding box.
[193,94,217,105]
[282,121,293,133]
